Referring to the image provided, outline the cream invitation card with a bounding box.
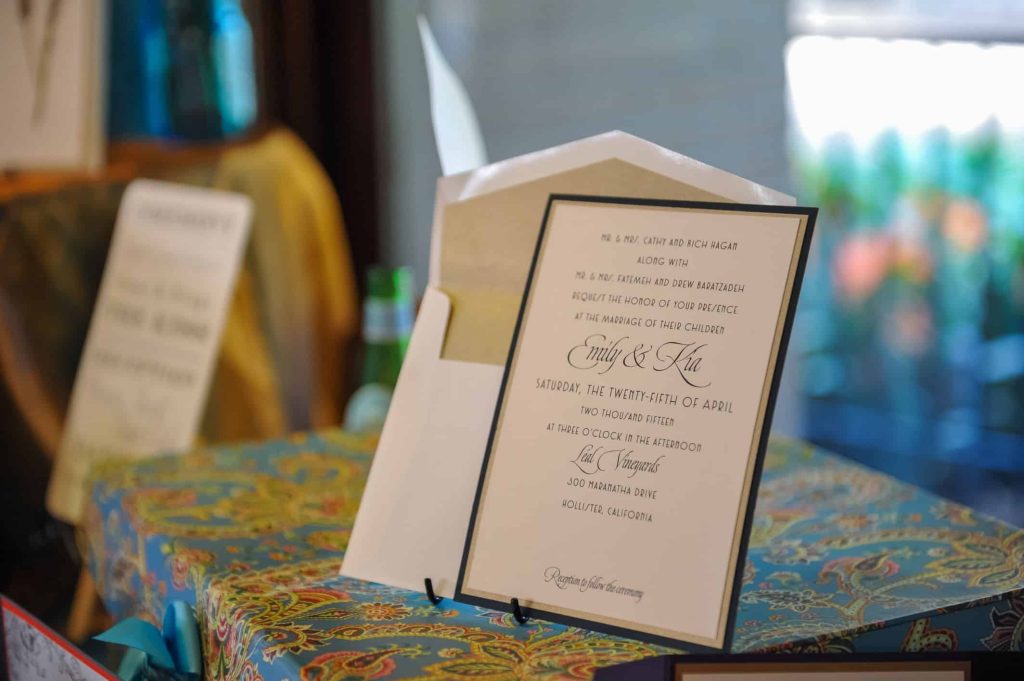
[457,196,815,649]
[47,180,251,523]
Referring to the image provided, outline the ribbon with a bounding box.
[94,601,202,681]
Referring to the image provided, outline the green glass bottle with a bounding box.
[343,266,414,434]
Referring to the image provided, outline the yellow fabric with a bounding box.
[206,129,359,439]
[0,128,356,462]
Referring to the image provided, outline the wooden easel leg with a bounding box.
[66,567,100,643]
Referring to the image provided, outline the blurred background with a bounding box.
[385,0,1024,527]
[2,0,1024,630]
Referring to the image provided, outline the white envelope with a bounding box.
[341,131,793,598]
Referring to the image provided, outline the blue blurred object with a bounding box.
[787,37,1024,525]
[95,601,202,681]
[108,0,257,141]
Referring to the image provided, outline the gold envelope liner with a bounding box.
[440,158,730,364]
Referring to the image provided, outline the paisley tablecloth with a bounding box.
[83,431,1024,680]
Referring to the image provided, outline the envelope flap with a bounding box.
[440,157,748,364]
[458,131,792,205]
[426,131,792,287]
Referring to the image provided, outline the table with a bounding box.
[84,431,1024,679]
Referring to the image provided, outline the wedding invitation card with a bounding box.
[457,195,815,649]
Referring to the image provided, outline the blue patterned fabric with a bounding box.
[84,432,1024,680]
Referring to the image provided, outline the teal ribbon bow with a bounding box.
[95,601,202,681]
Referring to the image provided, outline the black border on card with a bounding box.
[455,194,817,652]
[591,651,1024,681]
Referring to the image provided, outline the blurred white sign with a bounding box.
[47,180,251,523]
[0,0,105,169]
